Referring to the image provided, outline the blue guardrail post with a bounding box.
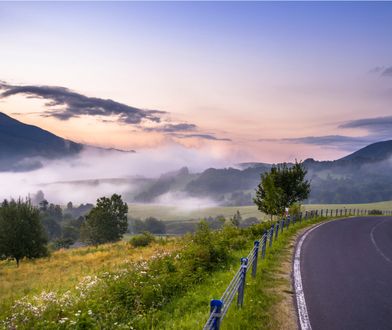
[261,230,267,259]
[237,257,248,307]
[281,219,284,233]
[269,225,274,247]
[275,221,279,240]
[252,241,259,278]
[209,299,223,330]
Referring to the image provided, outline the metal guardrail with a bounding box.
[202,208,392,330]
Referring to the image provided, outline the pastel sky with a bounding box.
[1,1,392,163]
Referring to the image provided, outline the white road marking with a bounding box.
[294,223,326,330]
[370,220,392,264]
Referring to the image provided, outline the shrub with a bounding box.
[129,232,155,247]
[289,203,302,218]
[368,209,383,215]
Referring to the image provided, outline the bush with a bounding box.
[289,203,302,218]
[129,232,155,247]
[368,209,383,215]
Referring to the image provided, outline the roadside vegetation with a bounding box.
[0,221,271,329]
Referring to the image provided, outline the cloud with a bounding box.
[381,66,392,77]
[369,66,385,74]
[339,116,392,134]
[143,123,197,133]
[0,145,231,204]
[259,135,372,151]
[173,133,232,142]
[260,115,392,151]
[0,82,165,124]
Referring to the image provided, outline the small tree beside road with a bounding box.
[254,161,310,221]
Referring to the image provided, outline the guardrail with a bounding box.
[202,208,392,330]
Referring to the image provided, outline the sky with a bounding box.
[1,1,392,164]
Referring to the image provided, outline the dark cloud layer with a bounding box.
[259,135,373,151]
[144,123,197,133]
[339,116,392,133]
[381,66,392,77]
[174,133,232,142]
[0,82,164,124]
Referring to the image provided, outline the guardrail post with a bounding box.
[275,222,279,240]
[209,299,223,330]
[237,257,248,308]
[315,210,318,217]
[299,212,302,223]
[269,225,274,247]
[344,209,347,216]
[340,209,342,216]
[252,241,259,278]
[261,230,267,259]
[305,211,308,220]
[281,219,284,233]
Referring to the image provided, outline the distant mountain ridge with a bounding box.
[0,112,85,171]
[338,140,392,162]
[132,140,392,205]
[0,112,135,172]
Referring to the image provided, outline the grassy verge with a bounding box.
[221,217,332,329]
[152,216,335,329]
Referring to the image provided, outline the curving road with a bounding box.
[297,217,392,330]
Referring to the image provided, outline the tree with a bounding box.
[81,194,128,245]
[230,210,242,227]
[254,161,310,220]
[0,199,48,266]
[144,217,166,234]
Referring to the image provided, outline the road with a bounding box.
[298,216,392,330]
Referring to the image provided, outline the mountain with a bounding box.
[130,140,392,205]
[337,140,392,162]
[0,112,84,171]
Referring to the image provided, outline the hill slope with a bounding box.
[338,140,392,162]
[0,112,83,171]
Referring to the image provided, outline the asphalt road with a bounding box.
[300,216,392,330]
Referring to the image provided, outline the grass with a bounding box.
[128,200,392,221]
[0,211,379,329]
[121,216,333,329]
[0,239,180,315]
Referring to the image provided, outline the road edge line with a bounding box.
[293,222,326,330]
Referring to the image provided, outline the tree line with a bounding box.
[0,161,310,266]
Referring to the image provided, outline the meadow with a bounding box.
[0,239,181,315]
[128,200,392,221]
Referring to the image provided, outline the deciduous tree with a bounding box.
[81,194,128,245]
[0,199,48,266]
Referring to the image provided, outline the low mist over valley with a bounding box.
[1,112,392,207]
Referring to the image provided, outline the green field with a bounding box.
[128,200,392,221]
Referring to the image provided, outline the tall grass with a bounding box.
[0,240,180,315]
